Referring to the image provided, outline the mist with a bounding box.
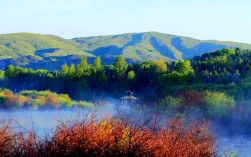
[1,97,251,156]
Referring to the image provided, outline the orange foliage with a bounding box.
[46,93,60,107]
[49,114,216,156]
[37,96,46,105]
[4,92,17,106]
[0,120,13,156]
[0,114,216,157]
[16,95,27,106]
[154,119,215,157]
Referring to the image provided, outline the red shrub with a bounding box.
[0,120,13,156]
[46,94,60,107]
[48,114,216,156]
[181,91,206,108]
[0,114,216,157]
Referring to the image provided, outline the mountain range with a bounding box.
[0,32,251,70]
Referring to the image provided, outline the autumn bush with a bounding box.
[0,113,216,157]
[0,120,13,156]
[0,89,93,109]
[158,90,235,117]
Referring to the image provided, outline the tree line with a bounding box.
[0,48,250,101]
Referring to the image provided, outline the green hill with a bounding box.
[73,32,251,61]
[0,33,93,59]
[0,32,251,70]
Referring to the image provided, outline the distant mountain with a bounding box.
[0,32,251,70]
[73,32,251,61]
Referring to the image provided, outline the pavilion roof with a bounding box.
[120,95,137,100]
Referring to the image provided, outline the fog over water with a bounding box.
[0,102,251,156]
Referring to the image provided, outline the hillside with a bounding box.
[73,32,251,61]
[0,32,251,70]
[0,33,93,59]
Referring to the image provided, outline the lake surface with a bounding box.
[0,106,250,156]
[217,138,251,157]
[0,109,85,131]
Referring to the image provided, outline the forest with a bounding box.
[0,47,250,101]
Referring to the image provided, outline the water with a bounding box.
[218,138,251,157]
[0,107,251,156]
[0,108,87,135]
[0,103,120,133]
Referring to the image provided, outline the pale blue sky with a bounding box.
[0,0,250,43]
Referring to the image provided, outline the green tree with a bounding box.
[127,70,135,81]
[76,57,91,78]
[154,59,168,74]
[176,60,194,75]
[220,48,235,55]
[0,70,5,80]
[61,64,69,77]
[92,57,102,73]
[5,65,18,79]
[160,60,194,85]
[68,64,76,78]
[113,55,128,81]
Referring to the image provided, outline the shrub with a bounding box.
[0,114,216,156]
[41,116,216,156]
[58,94,73,107]
[37,90,54,97]
[181,90,206,108]
[204,91,235,116]
[159,96,183,110]
[74,100,94,108]
[4,91,17,107]
[46,93,60,107]
[0,89,92,109]
[0,120,13,155]
[33,96,47,107]
[16,95,27,106]
[0,93,7,105]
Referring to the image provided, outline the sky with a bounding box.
[0,0,250,43]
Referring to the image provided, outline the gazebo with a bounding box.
[120,90,137,105]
